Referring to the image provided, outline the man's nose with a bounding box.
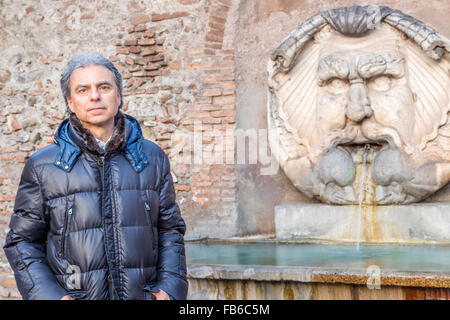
[90,87,100,100]
[345,79,373,123]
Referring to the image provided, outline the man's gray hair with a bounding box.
[60,53,123,112]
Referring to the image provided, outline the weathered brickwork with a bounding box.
[109,0,238,233]
[0,0,239,299]
[0,0,238,231]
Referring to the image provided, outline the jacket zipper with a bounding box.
[60,200,73,258]
[144,201,152,227]
[144,193,157,254]
[98,154,122,298]
[97,156,104,168]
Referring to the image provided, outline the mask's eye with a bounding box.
[326,78,348,94]
[369,75,392,92]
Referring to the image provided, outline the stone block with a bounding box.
[0,276,16,289]
[130,14,150,26]
[275,203,450,244]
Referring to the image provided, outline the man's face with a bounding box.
[67,64,120,130]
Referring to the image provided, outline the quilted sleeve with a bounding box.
[3,159,68,300]
[147,153,188,300]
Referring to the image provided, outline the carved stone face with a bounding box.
[315,30,419,204]
[317,47,414,148]
[268,23,450,205]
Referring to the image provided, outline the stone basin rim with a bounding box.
[187,263,450,289]
[185,237,450,246]
[186,240,450,289]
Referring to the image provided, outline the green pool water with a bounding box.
[185,242,450,273]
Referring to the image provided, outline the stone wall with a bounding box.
[0,0,240,299]
[0,0,240,240]
[0,0,448,299]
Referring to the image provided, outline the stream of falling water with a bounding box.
[356,145,370,251]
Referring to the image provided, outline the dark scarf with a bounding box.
[69,111,126,155]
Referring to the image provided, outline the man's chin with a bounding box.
[79,116,115,129]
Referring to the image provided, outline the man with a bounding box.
[3,53,188,300]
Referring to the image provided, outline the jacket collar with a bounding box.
[53,113,149,173]
[68,112,127,155]
[122,114,150,173]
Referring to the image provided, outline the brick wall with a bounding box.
[110,0,239,238]
[0,0,240,299]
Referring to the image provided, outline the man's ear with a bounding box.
[116,92,121,107]
[67,97,74,113]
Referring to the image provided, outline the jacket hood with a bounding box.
[53,113,149,173]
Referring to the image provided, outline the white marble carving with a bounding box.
[267,6,450,204]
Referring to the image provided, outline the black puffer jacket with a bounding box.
[3,113,187,300]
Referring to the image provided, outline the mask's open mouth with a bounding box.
[341,141,385,148]
[336,139,391,163]
[340,141,385,152]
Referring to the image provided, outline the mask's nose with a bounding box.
[346,79,373,123]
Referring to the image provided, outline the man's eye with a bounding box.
[78,88,88,94]
[99,85,111,91]
[369,75,392,91]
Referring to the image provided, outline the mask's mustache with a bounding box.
[360,121,404,150]
[327,121,403,150]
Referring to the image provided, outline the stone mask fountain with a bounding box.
[267,5,450,245]
[187,6,450,300]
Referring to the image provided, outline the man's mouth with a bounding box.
[88,106,106,111]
